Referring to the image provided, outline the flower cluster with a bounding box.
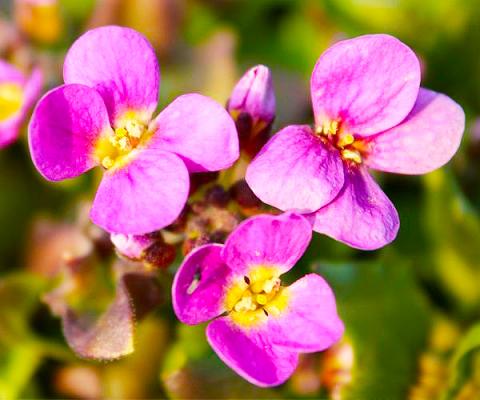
[25,26,465,386]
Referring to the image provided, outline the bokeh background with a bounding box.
[1,0,480,398]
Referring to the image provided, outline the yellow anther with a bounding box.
[256,294,268,305]
[262,278,280,294]
[316,120,340,136]
[338,133,355,148]
[125,120,144,138]
[101,156,114,169]
[341,149,362,164]
[117,136,130,151]
[329,120,339,135]
[115,127,128,137]
[234,295,257,312]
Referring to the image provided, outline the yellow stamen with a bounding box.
[125,120,143,138]
[226,266,289,328]
[101,156,114,169]
[94,112,149,170]
[337,133,355,148]
[329,120,339,135]
[341,149,362,164]
[0,83,23,121]
[256,293,268,305]
[262,277,280,294]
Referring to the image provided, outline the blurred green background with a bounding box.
[1,0,480,398]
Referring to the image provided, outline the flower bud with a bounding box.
[228,65,275,126]
[227,65,275,156]
[111,233,156,260]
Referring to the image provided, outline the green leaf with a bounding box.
[314,260,431,399]
[445,323,480,399]
[423,170,480,314]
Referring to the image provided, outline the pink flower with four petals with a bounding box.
[172,212,344,387]
[29,26,239,234]
[246,34,465,250]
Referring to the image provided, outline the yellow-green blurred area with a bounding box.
[1,0,480,398]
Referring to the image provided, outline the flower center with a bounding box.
[225,266,288,327]
[95,113,149,170]
[0,83,23,122]
[315,120,368,164]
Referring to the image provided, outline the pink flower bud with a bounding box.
[227,65,275,128]
[111,233,155,260]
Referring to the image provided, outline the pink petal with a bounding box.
[0,60,24,84]
[313,167,399,250]
[0,67,42,148]
[64,26,160,125]
[366,88,465,174]
[91,148,189,234]
[245,125,344,212]
[149,93,239,172]
[311,34,420,136]
[206,317,298,387]
[266,273,344,352]
[23,67,43,111]
[110,233,155,260]
[172,244,232,325]
[222,212,312,275]
[0,116,23,148]
[28,84,112,181]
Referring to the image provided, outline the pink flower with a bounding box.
[246,34,465,250]
[172,212,343,387]
[29,26,239,234]
[0,60,42,148]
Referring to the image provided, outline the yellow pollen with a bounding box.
[101,156,114,169]
[338,133,355,148]
[316,120,339,136]
[225,266,288,328]
[341,149,362,164]
[256,293,268,305]
[315,119,367,164]
[234,294,257,312]
[95,113,149,170]
[125,120,143,138]
[0,83,24,121]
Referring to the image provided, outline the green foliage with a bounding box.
[317,261,431,399]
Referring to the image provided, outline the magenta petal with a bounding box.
[206,317,298,387]
[64,26,160,124]
[222,213,312,275]
[267,273,344,352]
[150,94,239,172]
[28,84,112,181]
[314,167,399,250]
[366,88,465,174]
[91,149,189,234]
[245,125,344,212]
[172,244,232,325]
[311,34,420,136]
